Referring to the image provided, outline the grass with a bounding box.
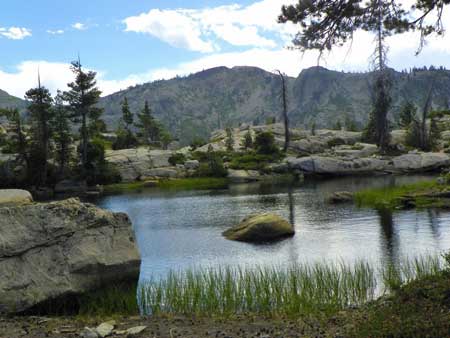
[138,262,377,318]
[157,177,228,190]
[22,253,450,337]
[103,177,228,194]
[354,180,448,210]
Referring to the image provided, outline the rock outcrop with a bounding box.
[104,148,181,182]
[223,213,294,243]
[0,198,140,313]
[284,152,450,176]
[286,156,390,175]
[392,153,450,172]
[227,169,261,183]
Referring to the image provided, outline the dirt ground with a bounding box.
[0,314,342,338]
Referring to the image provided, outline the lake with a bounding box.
[95,175,450,283]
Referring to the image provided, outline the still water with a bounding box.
[95,175,450,282]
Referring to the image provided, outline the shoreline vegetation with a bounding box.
[354,176,450,210]
[8,253,450,337]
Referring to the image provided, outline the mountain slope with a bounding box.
[99,66,294,143]
[97,66,450,144]
[0,89,27,111]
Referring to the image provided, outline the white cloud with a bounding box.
[0,27,32,40]
[124,9,216,53]
[122,0,298,52]
[47,29,64,35]
[72,22,86,30]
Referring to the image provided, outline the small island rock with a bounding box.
[223,213,294,243]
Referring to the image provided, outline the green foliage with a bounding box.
[345,116,359,131]
[168,153,187,166]
[241,128,253,150]
[225,127,234,151]
[138,262,376,317]
[135,101,170,147]
[157,177,228,190]
[265,116,276,125]
[189,137,207,151]
[229,152,282,171]
[63,60,103,174]
[311,122,317,136]
[121,97,134,129]
[25,82,54,186]
[429,109,450,119]
[405,118,441,151]
[254,131,279,155]
[399,101,417,128]
[354,180,443,210]
[196,147,227,178]
[53,93,72,177]
[78,137,121,185]
[333,120,342,130]
[112,127,138,150]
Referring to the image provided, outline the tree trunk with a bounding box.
[277,70,290,152]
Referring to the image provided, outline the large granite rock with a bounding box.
[223,213,294,243]
[105,148,176,182]
[393,152,450,172]
[286,156,389,175]
[0,198,140,313]
[0,189,33,205]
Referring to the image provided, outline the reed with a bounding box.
[137,261,377,317]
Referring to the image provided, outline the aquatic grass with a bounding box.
[137,262,377,317]
[381,254,442,293]
[157,177,228,190]
[103,177,228,194]
[354,180,441,209]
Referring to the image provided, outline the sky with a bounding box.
[1,0,450,98]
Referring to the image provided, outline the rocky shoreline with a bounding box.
[0,197,140,314]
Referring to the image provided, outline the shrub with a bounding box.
[112,130,138,150]
[190,137,207,151]
[229,152,282,170]
[254,131,279,155]
[196,150,227,178]
[168,153,187,166]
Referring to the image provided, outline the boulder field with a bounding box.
[0,198,140,314]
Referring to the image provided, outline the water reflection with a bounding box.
[95,175,450,280]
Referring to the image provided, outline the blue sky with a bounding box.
[1,0,450,97]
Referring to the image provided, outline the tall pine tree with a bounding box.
[25,74,53,186]
[63,59,103,175]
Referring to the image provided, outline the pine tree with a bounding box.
[25,75,54,186]
[242,128,253,150]
[121,97,134,131]
[0,108,28,165]
[429,117,441,151]
[225,127,234,152]
[399,101,417,128]
[136,101,159,144]
[63,59,103,175]
[53,91,72,178]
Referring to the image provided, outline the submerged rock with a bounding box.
[328,191,354,204]
[0,198,140,314]
[223,213,294,243]
[0,189,33,205]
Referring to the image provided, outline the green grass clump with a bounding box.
[228,152,282,171]
[104,177,228,194]
[138,262,376,317]
[354,180,443,209]
[157,177,228,190]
